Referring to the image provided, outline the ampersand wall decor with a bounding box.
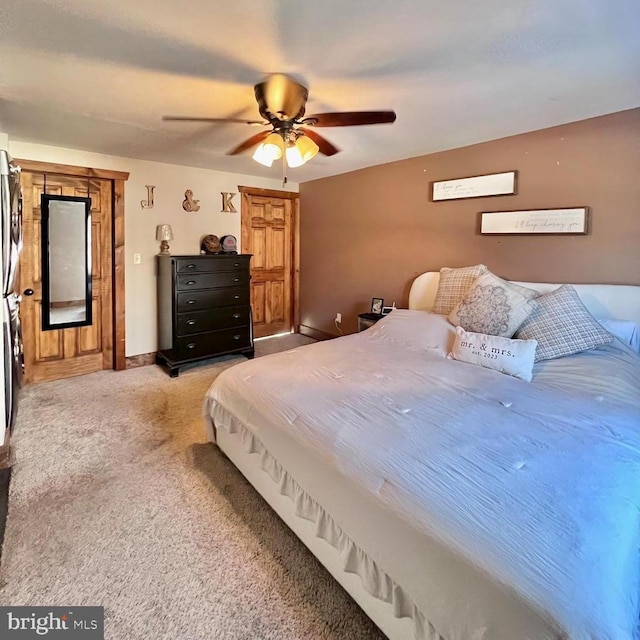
[182,189,200,212]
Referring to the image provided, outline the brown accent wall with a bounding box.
[300,108,640,336]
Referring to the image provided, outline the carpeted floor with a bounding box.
[0,335,384,639]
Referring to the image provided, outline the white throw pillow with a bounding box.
[448,272,538,338]
[597,318,640,354]
[432,264,488,315]
[450,326,538,382]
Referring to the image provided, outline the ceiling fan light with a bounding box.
[252,133,283,166]
[264,133,284,158]
[252,144,274,167]
[297,135,319,161]
[286,135,319,168]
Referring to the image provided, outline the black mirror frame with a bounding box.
[41,194,93,331]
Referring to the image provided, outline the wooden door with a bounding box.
[241,189,298,339]
[20,173,113,383]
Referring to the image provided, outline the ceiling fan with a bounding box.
[163,73,396,168]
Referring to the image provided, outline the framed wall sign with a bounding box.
[431,171,517,201]
[480,207,589,235]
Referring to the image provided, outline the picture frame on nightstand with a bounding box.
[370,297,384,315]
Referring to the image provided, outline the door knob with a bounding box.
[23,289,34,296]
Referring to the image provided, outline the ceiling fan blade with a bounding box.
[303,111,396,127]
[227,130,271,155]
[163,116,267,125]
[299,128,340,156]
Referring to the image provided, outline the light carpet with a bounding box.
[0,335,384,639]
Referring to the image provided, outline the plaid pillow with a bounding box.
[432,264,488,315]
[515,285,613,361]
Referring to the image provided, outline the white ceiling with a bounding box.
[0,0,638,182]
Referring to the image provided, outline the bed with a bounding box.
[203,273,640,640]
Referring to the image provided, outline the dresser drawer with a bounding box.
[175,257,250,274]
[176,306,249,336]
[176,271,249,291]
[177,287,249,312]
[176,327,252,359]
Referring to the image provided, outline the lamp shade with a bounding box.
[285,135,319,168]
[252,133,284,167]
[156,224,174,242]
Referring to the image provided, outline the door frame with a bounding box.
[16,158,129,371]
[239,186,300,333]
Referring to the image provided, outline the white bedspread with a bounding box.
[204,310,640,640]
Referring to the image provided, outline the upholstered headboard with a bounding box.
[408,272,640,323]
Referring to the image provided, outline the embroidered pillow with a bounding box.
[515,285,614,361]
[450,326,538,382]
[432,264,488,315]
[448,272,538,338]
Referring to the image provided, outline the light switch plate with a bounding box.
[133,253,141,264]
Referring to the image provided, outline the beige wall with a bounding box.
[9,140,298,356]
[299,108,640,336]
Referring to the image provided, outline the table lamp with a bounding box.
[156,224,174,255]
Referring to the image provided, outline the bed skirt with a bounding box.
[204,403,443,640]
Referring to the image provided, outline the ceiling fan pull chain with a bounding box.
[281,151,288,188]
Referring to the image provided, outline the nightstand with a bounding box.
[358,313,383,332]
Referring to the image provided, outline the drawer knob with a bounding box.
[186,280,196,285]
[233,277,240,282]
[187,300,195,305]
[234,263,240,267]
[234,295,240,299]
[233,335,241,340]
[186,319,196,325]
[187,343,196,349]
[186,264,196,269]
[232,313,241,319]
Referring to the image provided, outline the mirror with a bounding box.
[41,194,92,330]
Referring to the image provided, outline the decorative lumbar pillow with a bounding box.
[432,264,489,315]
[515,285,614,362]
[448,272,538,338]
[450,326,538,381]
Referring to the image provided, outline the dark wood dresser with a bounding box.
[155,254,254,377]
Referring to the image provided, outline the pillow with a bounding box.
[597,319,640,354]
[515,285,614,361]
[450,326,537,381]
[448,272,538,337]
[432,264,488,315]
